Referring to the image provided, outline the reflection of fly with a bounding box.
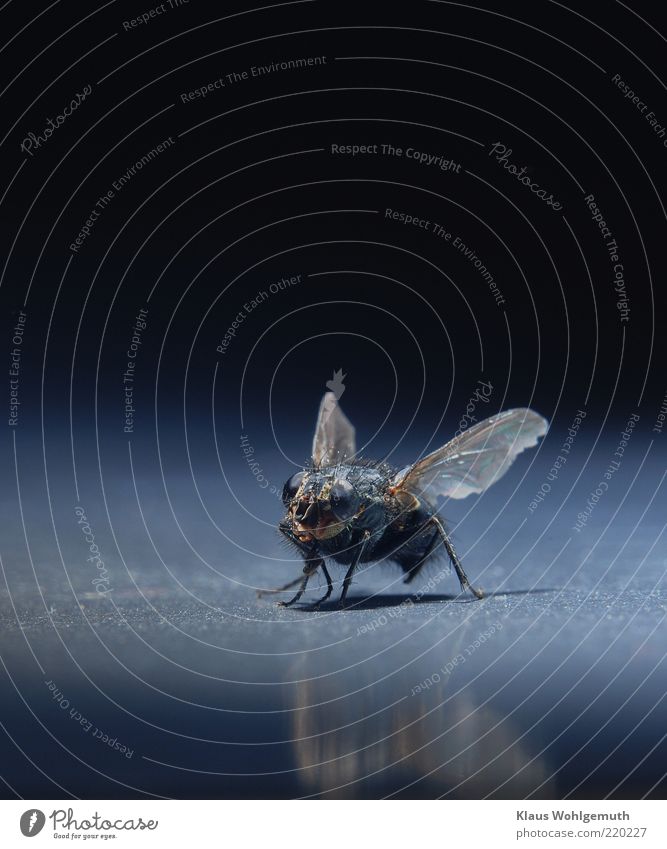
[259,392,547,609]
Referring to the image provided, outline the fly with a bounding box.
[259,392,548,609]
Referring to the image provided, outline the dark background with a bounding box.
[0,0,665,799]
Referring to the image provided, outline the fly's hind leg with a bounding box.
[430,515,484,599]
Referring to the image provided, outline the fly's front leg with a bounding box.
[257,521,320,606]
[278,558,322,607]
[339,530,371,608]
[430,516,484,600]
[257,573,305,598]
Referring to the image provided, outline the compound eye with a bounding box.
[282,471,305,506]
[329,479,359,521]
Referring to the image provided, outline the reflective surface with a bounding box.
[2,436,665,799]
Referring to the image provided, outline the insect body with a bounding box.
[259,392,548,609]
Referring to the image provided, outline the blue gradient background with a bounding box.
[1,0,665,800]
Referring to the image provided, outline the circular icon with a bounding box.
[20,810,46,837]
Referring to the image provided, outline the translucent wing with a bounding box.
[311,392,356,466]
[393,408,548,501]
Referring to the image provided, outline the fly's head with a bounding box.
[281,466,362,543]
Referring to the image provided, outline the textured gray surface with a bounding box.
[1,437,666,799]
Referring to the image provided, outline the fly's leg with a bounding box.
[257,522,320,606]
[257,574,305,599]
[430,515,484,599]
[277,559,322,607]
[309,561,334,610]
[339,530,371,608]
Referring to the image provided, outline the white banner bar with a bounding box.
[1,799,666,848]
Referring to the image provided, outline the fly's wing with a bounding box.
[311,391,356,466]
[393,408,548,501]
